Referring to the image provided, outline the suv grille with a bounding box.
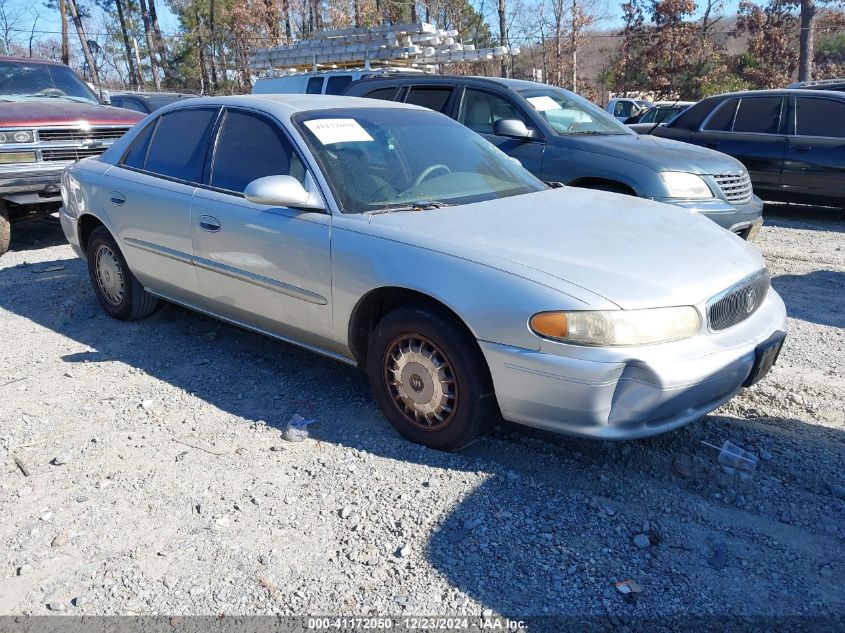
[41,147,106,162]
[37,127,131,142]
[707,269,770,331]
[713,172,753,205]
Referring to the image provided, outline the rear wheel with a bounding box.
[0,202,10,257]
[366,304,497,451]
[87,226,159,320]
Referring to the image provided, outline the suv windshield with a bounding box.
[0,60,99,104]
[519,88,630,135]
[296,108,546,214]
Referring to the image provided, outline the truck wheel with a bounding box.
[87,226,159,320]
[366,304,498,451]
[0,203,10,257]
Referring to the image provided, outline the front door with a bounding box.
[189,108,333,348]
[456,87,545,177]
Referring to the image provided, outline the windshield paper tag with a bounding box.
[526,96,562,112]
[304,118,373,144]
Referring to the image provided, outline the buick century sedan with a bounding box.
[60,96,786,451]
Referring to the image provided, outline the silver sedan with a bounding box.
[59,95,787,451]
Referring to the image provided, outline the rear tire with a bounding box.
[0,202,10,257]
[87,226,159,320]
[366,304,498,451]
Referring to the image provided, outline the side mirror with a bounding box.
[493,118,533,140]
[99,89,111,105]
[244,175,325,211]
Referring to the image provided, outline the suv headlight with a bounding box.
[530,307,701,346]
[660,172,713,199]
[0,130,36,144]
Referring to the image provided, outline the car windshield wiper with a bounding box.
[368,200,453,215]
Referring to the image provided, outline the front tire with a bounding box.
[367,304,498,451]
[0,202,10,257]
[87,226,159,320]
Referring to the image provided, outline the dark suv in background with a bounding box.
[653,89,845,209]
[345,75,764,239]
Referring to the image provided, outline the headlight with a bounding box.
[530,306,701,346]
[660,172,713,199]
[0,130,36,144]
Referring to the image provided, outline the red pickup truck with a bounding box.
[0,56,143,256]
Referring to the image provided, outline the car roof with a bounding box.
[160,94,426,115]
[349,73,572,94]
[0,55,65,66]
[703,88,845,100]
[112,92,197,99]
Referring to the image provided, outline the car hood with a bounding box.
[0,101,143,127]
[552,133,745,175]
[367,187,765,309]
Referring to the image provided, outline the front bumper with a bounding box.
[655,195,764,240]
[0,162,66,202]
[481,290,787,440]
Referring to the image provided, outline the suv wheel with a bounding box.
[366,304,497,451]
[0,202,10,257]
[87,226,159,320]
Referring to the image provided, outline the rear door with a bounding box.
[189,107,333,346]
[781,95,845,203]
[103,107,219,302]
[695,96,787,193]
[456,87,545,177]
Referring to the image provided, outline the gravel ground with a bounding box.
[0,208,843,625]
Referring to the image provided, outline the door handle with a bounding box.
[792,146,811,154]
[110,192,126,205]
[198,215,221,232]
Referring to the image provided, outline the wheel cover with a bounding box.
[383,334,458,431]
[94,244,125,306]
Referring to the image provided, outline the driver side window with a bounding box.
[210,109,305,194]
[459,89,527,135]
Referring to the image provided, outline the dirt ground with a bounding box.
[1,207,843,625]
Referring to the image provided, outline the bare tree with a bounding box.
[114,0,141,86]
[798,0,816,80]
[66,0,100,83]
[138,0,161,89]
[497,0,509,76]
[60,0,70,64]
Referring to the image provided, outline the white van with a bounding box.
[252,67,425,96]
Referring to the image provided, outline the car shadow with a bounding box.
[763,203,844,232]
[1,255,843,622]
[772,270,845,328]
[5,213,67,253]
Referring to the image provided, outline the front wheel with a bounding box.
[0,202,10,257]
[87,226,159,320]
[366,305,498,451]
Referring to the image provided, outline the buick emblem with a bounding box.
[745,288,756,313]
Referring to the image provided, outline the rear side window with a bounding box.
[732,97,783,134]
[363,87,396,100]
[702,99,737,131]
[404,87,453,113]
[122,119,157,169]
[795,98,845,138]
[326,76,353,95]
[613,101,635,118]
[210,109,304,194]
[306,77,324,94]
[144,108,218,183]
[120,98,148,114]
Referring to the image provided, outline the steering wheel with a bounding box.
[413,164,451,188]
[35,88,66,97]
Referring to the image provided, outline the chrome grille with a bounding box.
[713,172,753,205]
[36,127,130,142]
[707,269,770,331]
[41,147,106,162]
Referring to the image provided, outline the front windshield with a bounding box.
[518,88,630,135]
[295,108,547,214]
[0,60,99,104]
